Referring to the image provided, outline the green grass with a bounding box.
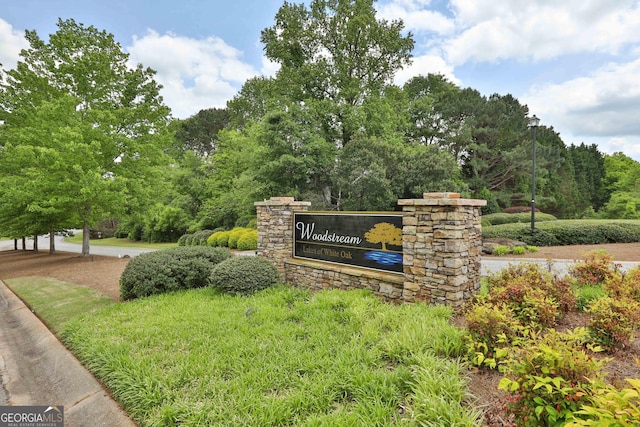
[59,286,479,426]
[65,233,177,250]
[5,277,113,335]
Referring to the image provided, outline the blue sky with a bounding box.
[2,0,640,160]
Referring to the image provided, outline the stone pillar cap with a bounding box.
[254,197,312,207]
[423,192,460,199]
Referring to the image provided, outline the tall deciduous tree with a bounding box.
[172,108,229,158]
[0,19,171,255]
[260,0,414,147]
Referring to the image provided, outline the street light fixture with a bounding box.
[529,114,540,234]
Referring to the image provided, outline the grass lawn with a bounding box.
[10,278,479,426]
[5,277,114,335]
[65,232,177,250]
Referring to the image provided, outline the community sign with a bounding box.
[293,212,403,273]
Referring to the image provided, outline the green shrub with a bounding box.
[487,263,575,314]
[503,206,535,214]
[177,233,191,246]
[586,296,640,351]
[214,230,231,247]
[120,246,231,300]
[209,256,280,295]
[227,228,249,249]
[511,246,527,255]
[464,300,520,370]
[527,245,539,253]
[604,265,640,302]
[499,329,607,426]
[482,220,640,246]
[183,234,195,246]
[492,245,511,256]
[483,212,557,226]
[190,229,214,246]
[568,250,619,286]
[568,372,640,426]
[237,229,258,251]
[206,232,218,247]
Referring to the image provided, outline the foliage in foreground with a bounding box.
[567,362,640,426]
[62,287,478,426]
[465,256,640,425]
[119,246,230,300]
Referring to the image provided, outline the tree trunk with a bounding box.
[49,225,56,254]
[33,234,38,252]
[81,221,91,257]
[14,239,17,251]
[21,237,26,251]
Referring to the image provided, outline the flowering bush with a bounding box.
[587,296,640,351]
[499,329,607,426]
[568,250,619,287]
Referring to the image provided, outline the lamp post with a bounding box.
[529,114,540,234]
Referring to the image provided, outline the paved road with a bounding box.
[0,234,155,258]
[3,236,639,276]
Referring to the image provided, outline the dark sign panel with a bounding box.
[293,212,403,273]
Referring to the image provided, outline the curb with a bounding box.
[0,281,136,426]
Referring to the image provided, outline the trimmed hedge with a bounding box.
[482,212,557,227]
[209,256,279,295]
[237,229,258,251]
[483,220,640,246]
[191,229,214,246]
[207,227,257,250]
[120,246,231,300]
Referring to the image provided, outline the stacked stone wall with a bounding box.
[255,193,485,306]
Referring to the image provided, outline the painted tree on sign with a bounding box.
[364,222,401,251]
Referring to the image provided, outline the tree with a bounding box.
[260,0,414,146]
[0,19,171,256]
[364,222,401,251]
[172,108,229,158]
[462,94,532,206]
[333,135,466,211]
[599,152,640,218]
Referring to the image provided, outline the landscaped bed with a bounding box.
[2,245,639,426]
[61,286,476,426]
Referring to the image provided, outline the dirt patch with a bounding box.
[485,242,640,262]
[0,250,129,300]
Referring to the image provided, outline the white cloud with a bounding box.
[525,57,640,157]
[0,19,28,70]
[394,52,458,86]
[260,55,279,77]
[127,30,259,119]
[445,0,640,65]
[377,0,455,35]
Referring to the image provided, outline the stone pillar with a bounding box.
[398,192,486,307]
[254,197,311,278]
